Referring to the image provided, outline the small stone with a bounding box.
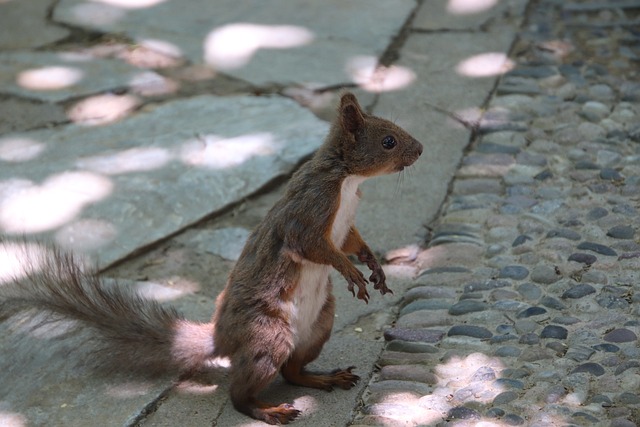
[587,207,608,220]
[540,296,566,310]
[494,378,525,389]
[600,168,623,181]
[493,391,518,405]
[519,333,540,345]
[386,340,440,353]
[575,160,599,170]
[581,101,610,122]
[546,341,568,356]
[588,84,615,101]
[448,300,488,315]
[499,265,530,280]
[448,325,493,339]
[516,306,547,318]
[379,365,438,384]
[572,412,600,423]
[610,419,637,427]
[590,394,612,405]
[540,325,568,339]
[592,343,619,353]
[562,284,596,299]
[576,242,618,256]
[504,413,525,426]
[384,328,445,343]
[512,234,532,247]
[604,328,637,343]
[545,384,566,403]
[494,346,521,357]
[553,316,580,325]
[447,406,480,421]
[471,366,496,382]
[486,407,505,418]
[517,283,542,301]
[546,228,581,240]
[534,169,553,181]
[607,225,635,240]
[615,361,640,375]
[531,265,561,284]
[568,252,597,265]
[571,362,605,376]
[616,392,640,405]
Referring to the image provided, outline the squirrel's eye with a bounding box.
[381,135,397,149]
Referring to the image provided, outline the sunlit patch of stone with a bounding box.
[54,219,118,253]
[0,411,27,427]
[204,23,314,70]
[447,0,498,14]
[0,172,113,234]
[180,133,276,169]
[0,241,48,283]
[456,52,514,78]
[0,138,46,163]
[67,93,141,126]
[76,146,170,174]
[91,0,168,9]
[105,381,153,398]
[347,56,416,92]
[16,66,83,91]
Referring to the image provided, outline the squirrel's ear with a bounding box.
[339,93,365,134]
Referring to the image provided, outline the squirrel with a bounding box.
[0,92,423,425]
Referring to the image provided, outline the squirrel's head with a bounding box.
[336,92,423,176]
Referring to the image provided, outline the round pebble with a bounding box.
[448,325,493,339]
[499,265,530,280]
[448,300,488,315]
[587,207,608,220]
[504,413,526,425]
[604,328,638,343]
[494,346,521,357]
[540,296,566,310]
[530,265,561,284]
[607,225,635,240]
[568,252,597,265]
[516,306,547,318]
[546,228,581,240]
[540,325,568,339]
[577,241,618,256]
[571,362,605,376]
[562,284,596,299]
[383,328,444,343]
[493,391,518,404]
[519,333,540,345]
[447,406,480,421]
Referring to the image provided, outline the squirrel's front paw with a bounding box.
[344,266,369,303]
[370,268,393,295]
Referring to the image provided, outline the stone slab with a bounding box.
[0,51,166,102]
[53,0,416,86]
[414,0,527,31]
[357,28,520,253]
[0,0,70,50]
[0,97,68,134]
[0,95,329,266]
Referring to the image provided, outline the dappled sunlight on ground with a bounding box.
[0,171,113,234]
[93,0,168,9]
[180,133,277,169]
[0,138,46,163]
[54,218,118,252]
[347,56,416,93]
[67,93,142,126]
[69,2,127,26]
[456,52,515,78]
[76,146,171,174]
[105,381,155,398]
[204,23,314,71]
[447,0,498,15]
[0,241,49,283]
[0,412,26,427]
[17,66,84,91]
[132,279,199,302]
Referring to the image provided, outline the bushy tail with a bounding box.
[0,241,214,376]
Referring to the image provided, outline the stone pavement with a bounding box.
[0,0,638,426]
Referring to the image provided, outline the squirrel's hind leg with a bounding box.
[229,325,299,424]
[281,291,360,391]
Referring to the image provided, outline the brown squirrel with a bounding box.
[0,92,422,424]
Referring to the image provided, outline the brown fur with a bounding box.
[0,93,422,424]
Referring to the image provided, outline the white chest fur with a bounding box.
[288,175,366,347]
